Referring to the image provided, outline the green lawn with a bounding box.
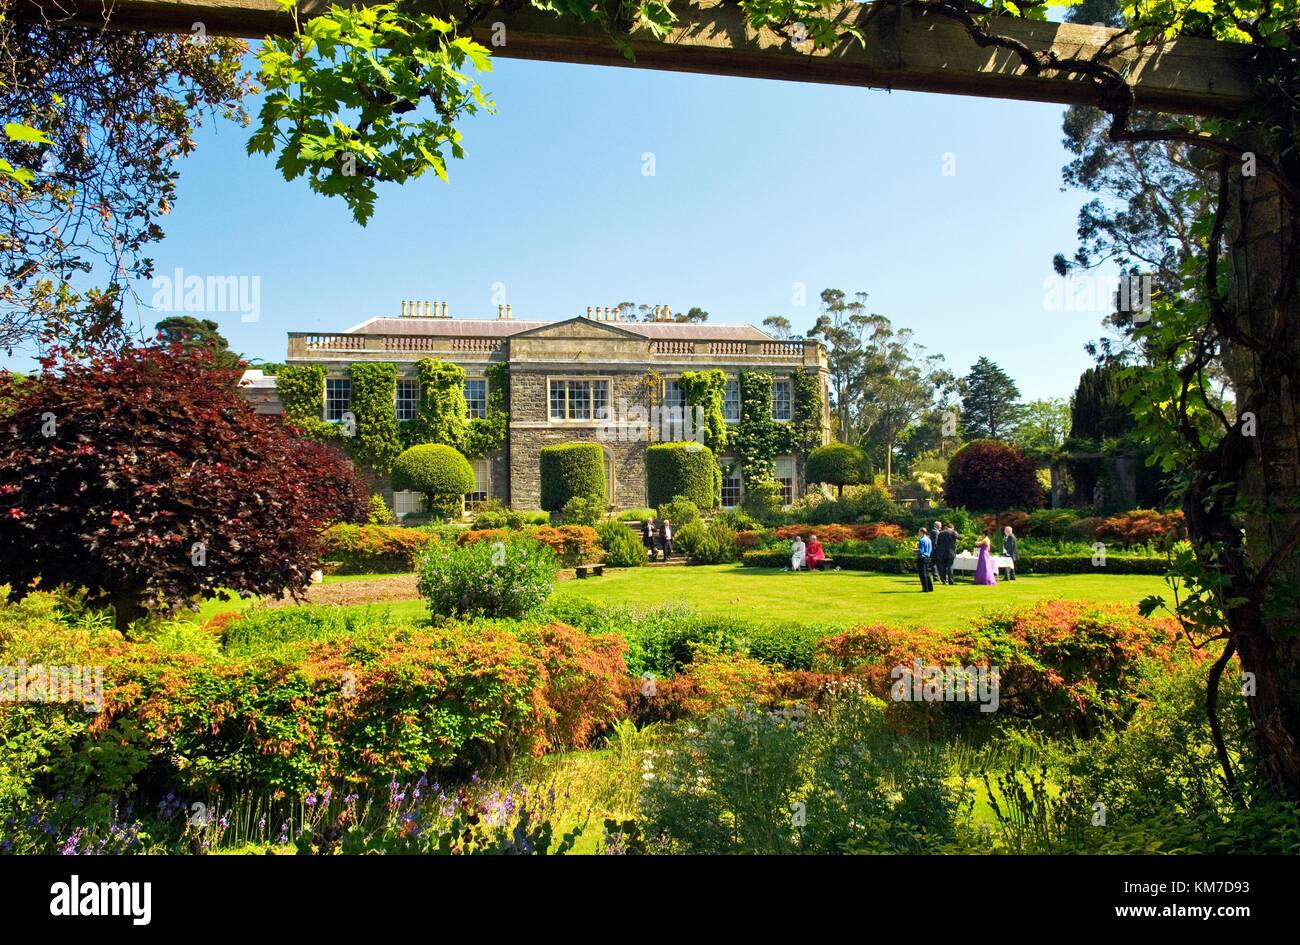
[551,564,1169,630]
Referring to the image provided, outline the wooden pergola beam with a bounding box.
[20,0,1256,116]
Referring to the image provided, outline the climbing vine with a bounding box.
[348,362,402,474]
[402,358,470,450]
[276,364,340,442]
[789,367,825,455]
[463,361,510,458]
[676,368,729,455]
[736,371,780,487]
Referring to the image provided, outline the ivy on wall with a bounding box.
[401,358,469,450]
[276,364,341,443]
[788,368,825,455]
[735,368,825,490]
[736,370,779,487]
[348,362,402,474]
[676,368,729,456]
[463,361,509,458]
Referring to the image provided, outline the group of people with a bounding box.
[915,521,1019,593]
[789,534,827,571]
[640,517,674,562]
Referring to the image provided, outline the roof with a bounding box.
[343,316,774,342]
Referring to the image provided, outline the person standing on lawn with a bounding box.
[916,528,934,592]
[935,522,958,585]
[930,520,943,579]
[1002,525,1019,581]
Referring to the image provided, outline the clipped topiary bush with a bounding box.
[656,494,701,528]
[392,444,476,521]
[560,494,605,526]
[645,441,718,509]
[806,442,869,498]
[416,533,558,618]
[539,442,606,511]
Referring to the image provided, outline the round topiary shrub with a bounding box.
[392,444,476,521]
[806,442,868,498]
[539,442,607,511]
[417,533,558,618]
[645,441,718,509]
[944,439,1046,511]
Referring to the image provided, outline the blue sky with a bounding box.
[7,50,1119,400]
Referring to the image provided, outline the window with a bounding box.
[663,379,687,412]
[325,378,351,422]
[548,379,609,421]
[775,455,796,505]
[396,378,419,421]
[464,378,487,419]
[723,379,740,423]
[721,459,743,508]
[468,458,489,507]
[772,379,792,421]
[394,491,425,519]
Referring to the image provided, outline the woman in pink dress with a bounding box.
[973,534,997,585]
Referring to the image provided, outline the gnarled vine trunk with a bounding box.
[1212,165,1300,798]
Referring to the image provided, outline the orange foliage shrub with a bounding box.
[1095,509,1185,549]
[528,525,600,567]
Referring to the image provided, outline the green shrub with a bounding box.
[560,494,605,526]
[596,520,646,568]
[718,508,758,530]
[518,510,552,526]
[539,443,606,511]
[655,494,700,528]
[392,444,475,521]
[417,534,557,619]
[806,442,869,498]
[366,494,395,525]
[641,685,963,854]
[645,442,718,510]
[741,478,785,522]
[674,519,737,565]
[320,524,437,573]
[472,499,526,531]
[616,508,655,523]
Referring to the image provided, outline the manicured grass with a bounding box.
[551,564,1170,630]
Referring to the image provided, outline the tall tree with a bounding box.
[806,289,889,445]
[960,357,1022,441]
[0,13,251,354]
[155,316,242,371]
[861,327,954,484]
[762,315,797,340]
[614,302,708,323]
[1013,398,1071,456]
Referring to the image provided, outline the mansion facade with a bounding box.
[250,301,830,514]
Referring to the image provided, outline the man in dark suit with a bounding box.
[1002,525,1019,581]
[935,523,958,585]
[930,520,942,579]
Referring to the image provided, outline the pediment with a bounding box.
[509,316,645,341]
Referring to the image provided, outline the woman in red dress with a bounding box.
[806,534,826,571]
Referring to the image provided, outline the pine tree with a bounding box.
[960,357,1022,440]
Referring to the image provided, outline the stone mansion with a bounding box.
[245,300,830,514]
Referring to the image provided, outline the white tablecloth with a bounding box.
[952,553,1015,573]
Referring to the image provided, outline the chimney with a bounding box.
[586,306,594,320]
[422,301,430,317]
[401,300,407,317]
[506,304,513,320]
[612,306,620,322]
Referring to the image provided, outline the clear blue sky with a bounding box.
[8,49,1119,401]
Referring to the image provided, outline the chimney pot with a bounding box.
[586,306,593,320]
[506,304,512,320]
[445,301,451,318]
[401,301,407,317]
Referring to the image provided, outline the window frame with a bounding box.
[547,376,611,422]
[395,377,420,421]
[722,378,741,424]
[324,377,352,423]
[772,378,792,422]
[464,377,488,420]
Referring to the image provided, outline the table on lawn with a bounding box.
[951,552,1016,580]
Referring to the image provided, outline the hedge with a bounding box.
[645,441,718,509]
[539,443,606,511]
[320,524,438,573]
[740,550,1169,575]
